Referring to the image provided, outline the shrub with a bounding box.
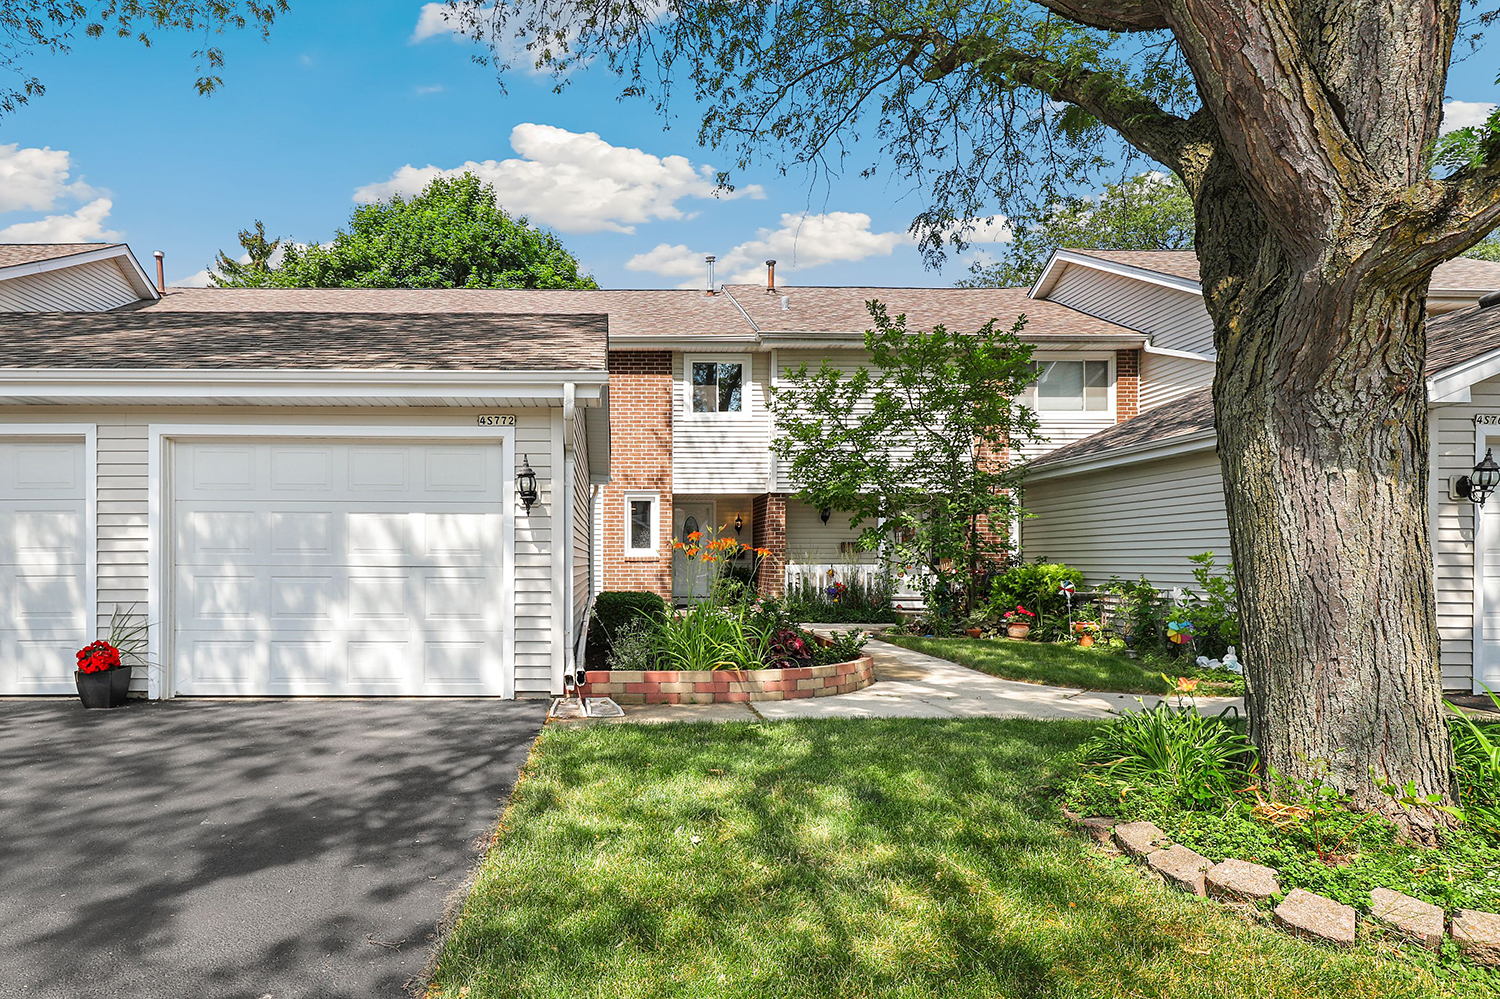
[1176,552,1240,659]
[1074,701,1258,809]
[987,561,1085,640]
[817,630,868,666]
[606,618,659,672]
[588,591,668,660]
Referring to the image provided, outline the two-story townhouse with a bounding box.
[1016,249,1500,695]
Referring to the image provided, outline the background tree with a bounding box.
[449,0,1500,832]
[0,1,286,117]
[770,303,1041,616]
[959,172,1193,288]
[210,220,281,288]
[210,174,598,289]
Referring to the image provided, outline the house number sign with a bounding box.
[476,415,517,427]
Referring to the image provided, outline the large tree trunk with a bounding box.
[1198,180,1455,833]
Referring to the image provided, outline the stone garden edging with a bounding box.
[1062,808,1500,964]
[580,654,876,705]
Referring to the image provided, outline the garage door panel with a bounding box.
[172,439,508,697]
[1,439,88,695]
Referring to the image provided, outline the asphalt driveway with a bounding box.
[0,698,546,999]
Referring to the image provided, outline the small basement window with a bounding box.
[623,492,659,556]
[1022,359,1111,412]
[690,359,745,414]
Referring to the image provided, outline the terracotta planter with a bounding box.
[75,668,130,709]
[1006,624,1031,640]
[965,628,983,639]
[1076,633,1095,649]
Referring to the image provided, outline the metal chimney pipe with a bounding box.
[705,254,716,295]
[765,259,777,293]
[152,250,165,293]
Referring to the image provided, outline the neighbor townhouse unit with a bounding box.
[3,241,1498,698]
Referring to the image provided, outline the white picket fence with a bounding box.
[784,562,927,610]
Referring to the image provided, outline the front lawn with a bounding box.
[429,719,1460,998]
[879,634,1229,695]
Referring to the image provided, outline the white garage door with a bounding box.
[172,439,509,696]
[0,439,89,695]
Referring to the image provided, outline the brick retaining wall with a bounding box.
[580,654,875,704]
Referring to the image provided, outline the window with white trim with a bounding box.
[623,492,660,556]
[1020,358,1112,412]
[688,358,746,415]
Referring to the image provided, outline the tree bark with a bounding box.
[1194,167,1456,835]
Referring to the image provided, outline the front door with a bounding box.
[671,501,716,602]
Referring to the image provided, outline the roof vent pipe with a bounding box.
[766,258,777,293]
[152,250,165,293]
[1481,289,1500,309]
[705,254,716,295]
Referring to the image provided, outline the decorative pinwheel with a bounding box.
[1167,620,1195,645]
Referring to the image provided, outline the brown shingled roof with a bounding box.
[1031,300,1500,470]
[0,243,124,269]
[135,287,750,338]
[1066,249,1500,293]
[0,312,608,370]
[722,284,1139,339]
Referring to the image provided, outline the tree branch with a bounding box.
[1030,0,1172,32]
[920,32,1199,173]
[1397,156,1500,271]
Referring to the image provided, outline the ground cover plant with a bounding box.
[429,718,1473,998]
[1060,698,1500,969]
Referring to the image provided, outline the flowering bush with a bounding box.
[1001,605,1036,625]
[76,640,122,674]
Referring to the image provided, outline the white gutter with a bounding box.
[560,382,578,692]
[0,368,609,402]
[1144,343,1215,362]
[0,244,159,301]
[1024,429,1218,481]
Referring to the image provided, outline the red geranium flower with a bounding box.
[76,640,121,675]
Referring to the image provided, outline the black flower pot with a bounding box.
[75,668,131,709]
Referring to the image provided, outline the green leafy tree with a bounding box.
[0,2,286,116]
[454,0,1500,835]
[212,174,598,289]
[959,173,1194,289]
[1466,234,1500,262]
[770,302,1041,616]
[209,220,281,289]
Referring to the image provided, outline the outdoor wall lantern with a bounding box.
[820,506,832,525]
[516,455,539,512]
[734,514,744,535]
[1459,448,1500,507]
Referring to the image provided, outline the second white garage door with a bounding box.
[172,439,509,696]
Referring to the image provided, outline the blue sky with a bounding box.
[1,3,1496,289]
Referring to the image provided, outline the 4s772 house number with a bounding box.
[476,415,516,426]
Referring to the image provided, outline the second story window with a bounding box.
[691,360,744,414]
[1022,358,1111,412]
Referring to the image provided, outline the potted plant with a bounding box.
[963,611,991,639]
[1002,605,1035,639]
[73,606,150,709]
[1072,621,1100,648]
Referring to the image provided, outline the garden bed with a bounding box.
[580,654,875,704]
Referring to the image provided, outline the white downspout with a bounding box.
[561,383,578,689]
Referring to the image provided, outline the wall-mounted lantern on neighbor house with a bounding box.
[820,506,832,526]
[516,455,539,512]
[1458,448,1500,507]
[734,514,744,535]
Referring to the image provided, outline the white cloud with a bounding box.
[411,2,471,43]
[355,123,764,234]
[0,198,120,242]
[627,211,911,287]
[1441,100,1498,134]
[0,142,97,213]
[414,84,444,95]
[174,268,214,288]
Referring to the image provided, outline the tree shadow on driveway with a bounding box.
[0,698,544,999]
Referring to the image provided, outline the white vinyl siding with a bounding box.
[1140,351,1215,412]
[0,405,560,698]
[1043,264,1217,357]
[0,259,141,312]
[570,409,592,650]
[1021,447,1231,594]
[673,352,770,494]
[785,498,880,564]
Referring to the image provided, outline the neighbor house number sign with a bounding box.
[476,415,517,426]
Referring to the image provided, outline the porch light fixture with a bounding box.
[820,506,832,526]
[734,514,744,535]
[1460,448,1500,507]
[516,455,539,512]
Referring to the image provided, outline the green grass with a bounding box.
[429,719,1465,998]
[879,635,1201,694]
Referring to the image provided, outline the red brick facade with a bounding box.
[752,493,787,597]
[1116,348,1141,422]
[600,350,674,597]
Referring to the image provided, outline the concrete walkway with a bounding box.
[575,638,1243,725]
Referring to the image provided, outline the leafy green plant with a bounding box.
[656,601,772,672]
[988,561,1085,641]
[588,591,668,661]
[1449,689,1500,836]
[606,618,660,672]
[817,630,868,666]
[1075,701,1257,808]
[1108,575,1169,655]
[1175,552,1240,658]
